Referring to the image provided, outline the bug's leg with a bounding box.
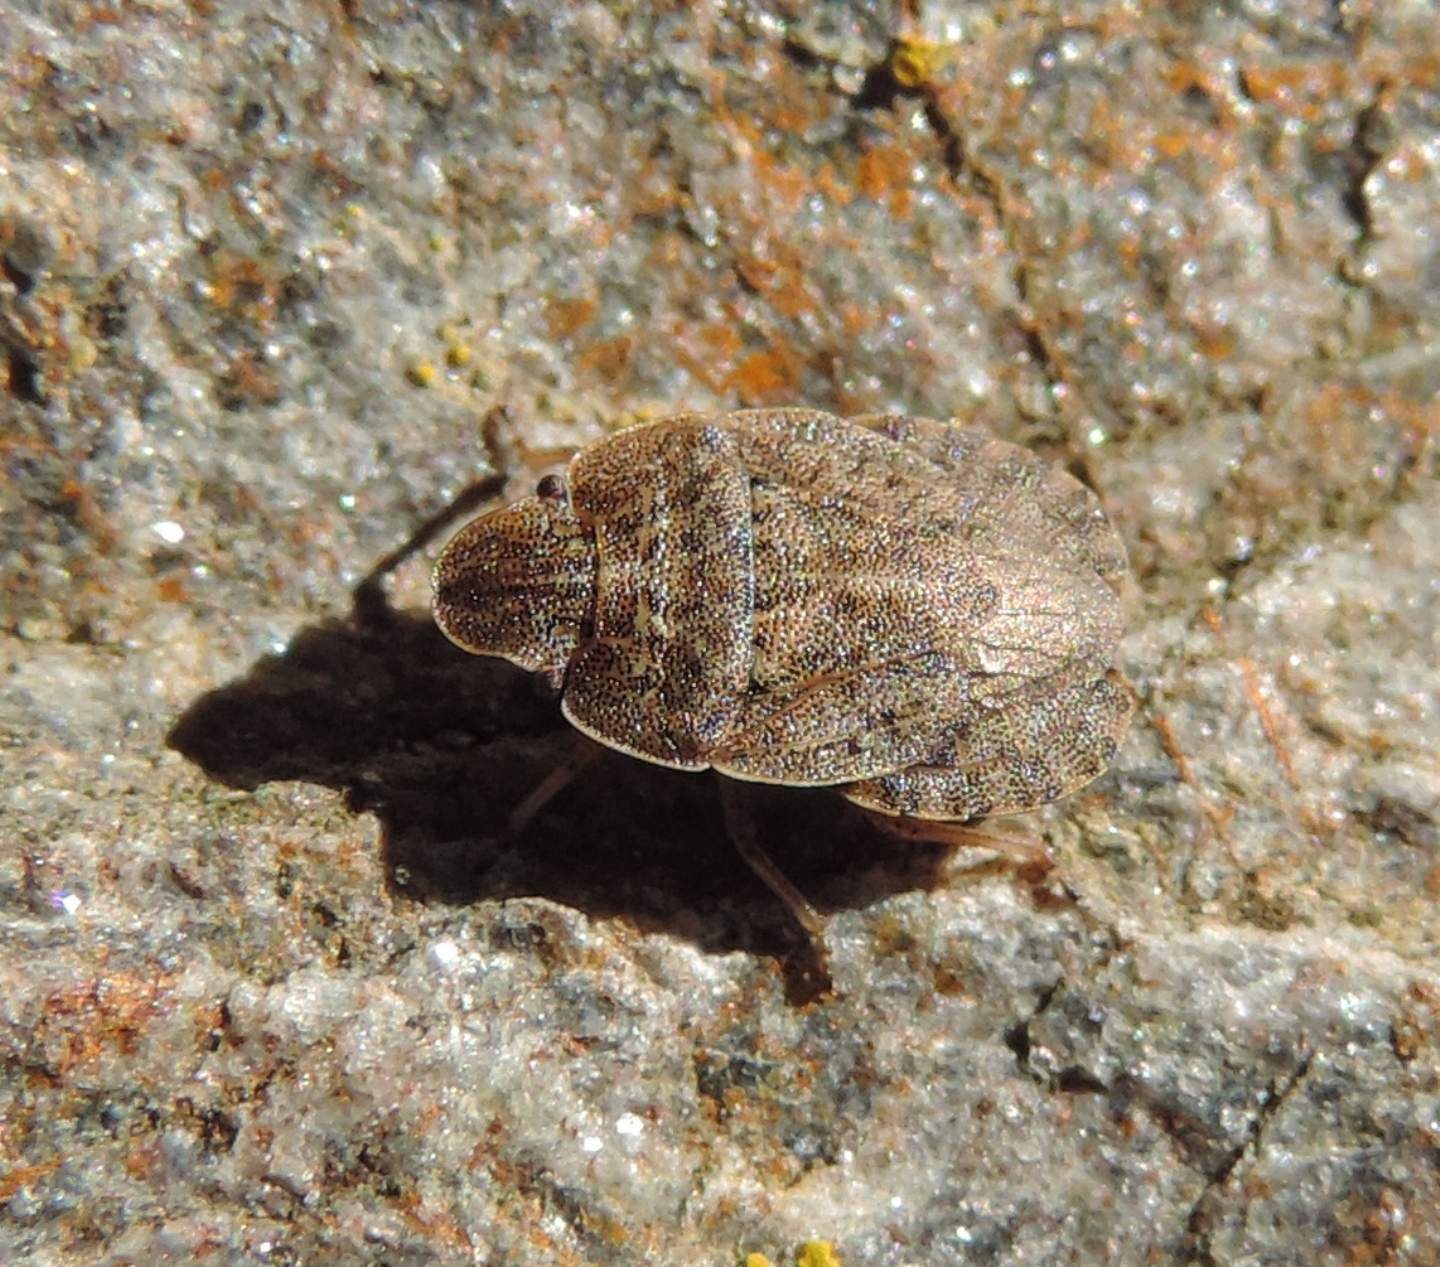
[840,668,1131,884]
[715,776,826,941]
[859,809,1053,874]
[505,733,605,837]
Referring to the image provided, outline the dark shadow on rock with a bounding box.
[167,586,955,1000]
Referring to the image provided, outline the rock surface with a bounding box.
[2,2,1437,1264]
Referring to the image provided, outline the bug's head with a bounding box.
[432,474,596,673]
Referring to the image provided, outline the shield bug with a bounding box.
[432,410,1132,912]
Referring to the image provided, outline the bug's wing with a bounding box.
[846,411,1129,698]
[847,412,1130,590]
[709,409,1126,786]
[712,581,1121,788]
[711,649,982,786]
[560,419,754,771]
[840,669,1135,820]
[730,409,1128,594]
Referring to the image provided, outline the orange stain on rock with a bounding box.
[1197,331,1235,360]
[1239,61,1351,122]
[1155,131,1193,159]
[207,252,277,324]
[40,972,172,1073]
[672,321,744,391]
[857,145,912,202]
[545,295,599,340]
[0,1160,61,1201]
[695,322,743,358]
[737,252,817,319]
[814,161,854,207]
[727,346,799,404]
[752,151,809,213]
[576,335,633,387]
[839,302,875,338]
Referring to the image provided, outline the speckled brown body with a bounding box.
[433,410,1132,820]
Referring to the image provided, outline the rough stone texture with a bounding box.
[2,2,1437,1265]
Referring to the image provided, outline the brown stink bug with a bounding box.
[432,409,1132,924]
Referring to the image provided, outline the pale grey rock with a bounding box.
[2,1,1437,1265]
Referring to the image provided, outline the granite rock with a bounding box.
[2,2,1438,1264]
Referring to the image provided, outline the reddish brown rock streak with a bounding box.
[433,409,1132,820]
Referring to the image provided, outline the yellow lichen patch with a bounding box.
[436,321,475,369]
[796,1241,843,1267]
[67,333,98,373]
[891,38,955,89]
[739,1244,841,1267]
[406,361,438,388]
[608,401,670,430]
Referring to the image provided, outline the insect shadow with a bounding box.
[166,497,956,998]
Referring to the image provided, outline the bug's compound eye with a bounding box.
[536,473,566,502]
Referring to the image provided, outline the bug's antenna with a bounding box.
[352,473,506,625]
